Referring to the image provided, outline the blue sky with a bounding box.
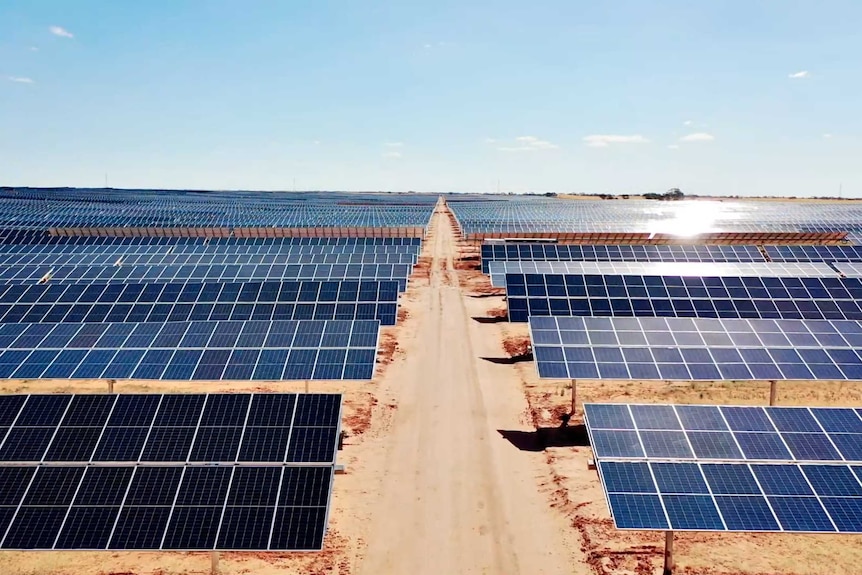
[1,1,860,196]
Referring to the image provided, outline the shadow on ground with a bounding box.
[497,425,589,451]
[472,316,508,324]
[480,353,532,365]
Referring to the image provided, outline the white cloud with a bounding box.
[7,76,34,84]
[683,120,693,126]
[50,26,74,38]
[382,151,402,159]
[384,142,404,147]
[583,134,649,148]
[679,132,715,142]
[313,140,321,145]
[822,133,833,139]
[788,70,809,79]
[667,144,680,150]
[424,44,432,49]
[496,135,559,152]
[483,137,497,144]
[29,46,39,52]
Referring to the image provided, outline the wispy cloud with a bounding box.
[496,135,560,152]
[679,132,715,142]
[822,133,833,139]
[382,151,402,159]
[49,25,74,38]
[423,44,432,49]
[788,70,809,79]
[583,134,649,148]
[7,76,34,84]
[384,142,404,148]
[683,120,693,126]
[667,144,680,150]
[29,46,39,52]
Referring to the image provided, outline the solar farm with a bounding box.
[1,189,862,575]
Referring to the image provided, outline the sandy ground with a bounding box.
[3,200,862,575]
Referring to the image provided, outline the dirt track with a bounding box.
[358,202,579,574]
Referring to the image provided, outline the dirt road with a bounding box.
[358,202,580,575]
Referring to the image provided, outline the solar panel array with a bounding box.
[529,316,862,381]
[0,189,436,229]
[585,403,862,533]
[765,245,862,263]
[0,320,379,380]
[0,393,341,550]
[488,261,838,288]
[448,197,862,237]
[506,274,862,322]
[0,280,400,326]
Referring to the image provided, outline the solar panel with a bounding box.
[481,244,766,272]
[489,261,838,288]
[0,280,400,326]
[0,393,340,550]
[0,320,379,380]
[505,273,862,322]
[0,393,341,464]
[529,316,862,381]
[765,245,862,263]
[583,404,862,462]
[584,402,862,533]
[0,263,413,292]
[0,251,418,267]
[597,460,862,532]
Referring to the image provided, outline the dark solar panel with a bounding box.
[0,393,342,464]
[0,392,341,550]
[0,280,401,326]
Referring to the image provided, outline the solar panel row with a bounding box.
[530,316,862,381]
[505,274,862,322]
[0,464,333,550]
[583,404,862,462]
[481,244,766,272]
[0,320,379,381]
[0,393,341,463]
[0,252,417,267]
[1,263,412,291]
[489,261,838,287]
[598,460,862,532]
[0,280,400,325]
[480,244,862,273]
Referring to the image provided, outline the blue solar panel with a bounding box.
[530,316,862,381]
[0,320,379,381]
[481,243,767,273]
[505,273,862,322]
[598,460,862,532]
[584,404,862,463]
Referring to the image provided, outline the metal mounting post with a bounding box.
[570,379,578,416]
[107,379,114,394]
[663,531,674,575]
[769,380,778,406]
[210,551,220,575]
[304,379,310,394]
